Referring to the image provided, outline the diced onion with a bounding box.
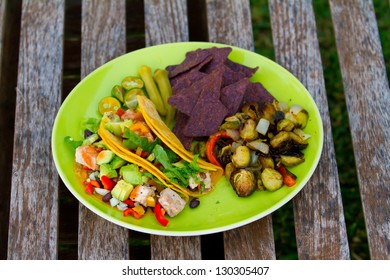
[117,202,128,211]
[250,150,259,166]
[247,140,269,155]
[109,197,120,207]
[293,128,312,140]
[231,141,242,153]
[290,104,303,115]
[94,188,110,196]
[226,129,240,141]
[256,118,270,135]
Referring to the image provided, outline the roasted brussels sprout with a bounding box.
[260,102,276,121]
[230,169,256,197]
[241,102,260,121]
[277,118,295,132]
[280,154,305,166]
[285,106,309,128]
[239,119,258,141]
[224,162,235,181]
[259,156,275,169]
[220,115,242,130]
[261,168,283,191]
[231,145,251,168]
[217,145,232,167]
[270,131,308,152]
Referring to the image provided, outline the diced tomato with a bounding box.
[116,107,125,118]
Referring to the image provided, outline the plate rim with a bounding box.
[52,41,324,236]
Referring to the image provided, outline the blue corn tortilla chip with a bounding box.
[244,81,274,105]
[166,47,275,147]
[220,78,250,116]
[172,111,193,149]
[168,49,212,78]
[183,90,228,137]
[168,67,224,115]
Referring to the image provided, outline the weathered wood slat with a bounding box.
[7,0,64,259]
[206,0,276,260]
[269,0,350,259]
[0,0,9,260]
[329,0,390,260]
[144,0,202,260]
[78,0,129,260]
[144,0,188,45]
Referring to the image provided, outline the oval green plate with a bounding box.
[52,42,323,236]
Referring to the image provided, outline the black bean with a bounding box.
[84,129,94,139]
[102,192,112,202]
[189,198,200,208]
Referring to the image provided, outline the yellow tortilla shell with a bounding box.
[137,95,223,173]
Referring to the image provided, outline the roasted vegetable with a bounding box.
[224,162,235,181]
[259,156,275,169]
[230,169,256,197]
[154,69,176,127]
[231,145,251,168]
[217,145,232,167]
[280,154,304,167]
[241,102,260,121]
[260,102,276,121]
[270,131,308,152]
[138,65,166,116]
[239,119,258,141]
[276,118,295,132]
[285,105,309,128]
[261,168,283,191]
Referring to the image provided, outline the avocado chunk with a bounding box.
[105,122,123,137]
[82,133,99,145]
[96,150,115,165]
[110,155,127,169]
[120,164,143,185]
[99,163,118,179]
[111,180,134,201]
[105,120,134,137]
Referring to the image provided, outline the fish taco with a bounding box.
[98,97,224,198]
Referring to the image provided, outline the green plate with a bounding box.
[52,42,323,236]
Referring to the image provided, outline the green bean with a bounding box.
[154,69,176,127]
[138,65,166,116]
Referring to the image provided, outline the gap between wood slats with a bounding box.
[58,0,153,260]
[0,0,22,260]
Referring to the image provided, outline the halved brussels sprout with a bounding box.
[230,169,256,197]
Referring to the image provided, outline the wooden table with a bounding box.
[0,0,389,260]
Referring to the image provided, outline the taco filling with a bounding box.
[98,101,223,197]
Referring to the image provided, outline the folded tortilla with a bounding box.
[98,98,223,198]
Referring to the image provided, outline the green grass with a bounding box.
[250,0,389,259]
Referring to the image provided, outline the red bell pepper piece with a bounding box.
[205,130,231,168]
[89,180,101,189]
[154,203,169,227]
[124,199,135,208]
[85,183,94,195]
[101,175,116,190]
[277,166,297,187]
[123,208,143,219]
